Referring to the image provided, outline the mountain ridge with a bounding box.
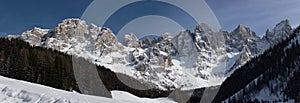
[7,18,293,90]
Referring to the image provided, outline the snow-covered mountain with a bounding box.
[10,18,292,90]
[0,75,175,103]
[213,24,300,103]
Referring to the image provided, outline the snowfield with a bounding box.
[0,76,176,103]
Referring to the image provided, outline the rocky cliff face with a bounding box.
[11,18,293,90]
[123,32,140,48]
[264,19,292,46]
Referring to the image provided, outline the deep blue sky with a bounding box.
[0,0,92,34]
[0,0,300,36]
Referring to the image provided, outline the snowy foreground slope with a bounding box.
[9,19,292,90]
[0,75,175,103]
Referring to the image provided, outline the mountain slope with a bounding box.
[0,75,175,103]
[213,25,300,102]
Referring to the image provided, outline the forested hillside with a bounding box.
[213,26,300,102]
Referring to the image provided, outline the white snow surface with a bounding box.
[0,75,176,103]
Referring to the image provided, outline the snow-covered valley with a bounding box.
[0,75,175,103]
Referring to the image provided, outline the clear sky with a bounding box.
[206,0,300,36]
[0,0,300,36]
[0,0,92,34]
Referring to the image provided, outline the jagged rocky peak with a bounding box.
[264,19,292,45]
[194,23,214,34]
[54,19,87,39]
[194,24,208,39]
[161,32,173,40]
[96,27,118,47]
[226,24,261,53]
[273,19,291,32]
[87,23,100,38]
[18,18,122,53]
[155,33,174,53]
[194,23,227,51]
[222,31,230,41]
[31,27,48,36]
[172,30,198,57]
[27,27,49,38]
[20,27,50,46]
[231,24,259,40]
[123,32,139,48]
